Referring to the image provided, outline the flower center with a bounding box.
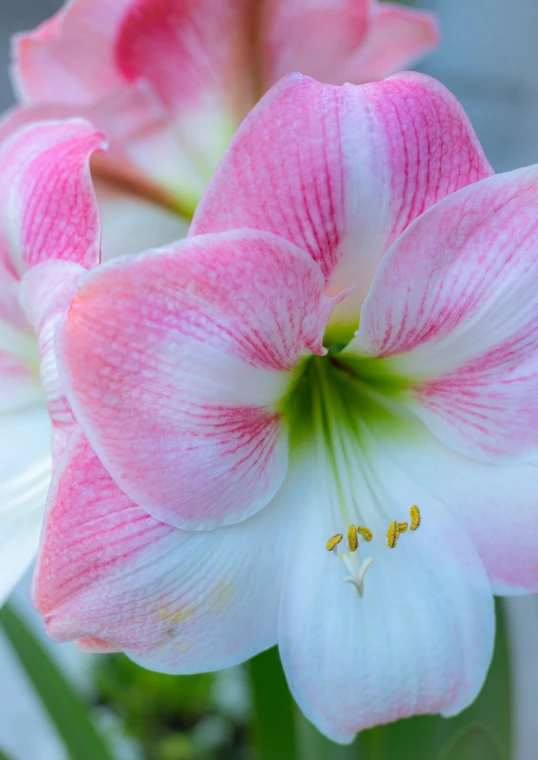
[284,354,421,598]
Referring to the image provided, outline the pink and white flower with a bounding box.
[0,118,106,603]
[2,0,439,249]
[31,73,538,740]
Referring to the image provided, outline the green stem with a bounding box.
[0,603,115,760]
[249,647,296,760]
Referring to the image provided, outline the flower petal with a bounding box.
[58,230,333,530]
[278,431,494,743]
[0,404,52,604]
[14,0,256,195]
[95,180,188,261]
[20,261,86,462]
[12,0,134,105]
[192,73,492,327]
[354,166,538,463]
[264,0,438,87]
[340,4,440,84]
[33,431,301,672]
[0,119,106,275]
[364,401,538,596]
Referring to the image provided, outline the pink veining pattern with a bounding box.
[192,73,493,307]
[58,230,333,530]
[0,119,105,273]
[8,0,438,214]
[33,431,288,671]
[357,166,538,461]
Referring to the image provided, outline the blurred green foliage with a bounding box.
[92,656,252,760]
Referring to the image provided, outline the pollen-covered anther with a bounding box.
[398,521,408,534]
[410,504,421,531]
[357,525,373,542]
[347,525,358,552]
[326,533,343,552]
[387,520,400,549]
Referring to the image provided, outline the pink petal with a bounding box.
[13,0,256,196]
[264,0,438,87]
[33,431,298,671]
[58,230,333,530]
[12,0,133,105]
[20,261,86,462]
[192,73,492,324]
[355,166,538,463]
[0,119,106,275]
[264,0,371,86]
[340,4,440,84]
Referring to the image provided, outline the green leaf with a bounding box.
[249,647,297,760]
[357,599,511,760]
[0,603,115,760]
[0,748,16,760]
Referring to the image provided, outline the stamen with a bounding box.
[347,525,358,552]
[398,521,408,534]
[410,504,421,531]
[343,556,374,598]
[387,520,399,549]
[326,533,343,552]
[357,525,373,542]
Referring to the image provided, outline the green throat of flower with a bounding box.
[281,352,422,598]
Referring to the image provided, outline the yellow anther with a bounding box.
[398,521,409,534]
[326,534,343,552]
[387,520,399,549]
[410,504,421,531]
[357,525,373,542]
[347,525,358,552]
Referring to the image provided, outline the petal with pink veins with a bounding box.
[192,73,492,332]
[13,0,256,194]
[20,260,86,462]
[33,432,301,672]
[353,166,538,463]
[264,0,438,87]
[0,119,106,276]
[58,230,334,530]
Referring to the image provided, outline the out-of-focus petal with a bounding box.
[340,4,439,84]
[13,0,256,197]
[12,0,134,104]
[0,119,106,275]
[192,73,492,329]
[354,166,538,463]
[279,426,494,743]
[0,404,52,604]
[58,230,333,530]
[264,0,438,87]
[33,432,303,672]
[95,181,188,261]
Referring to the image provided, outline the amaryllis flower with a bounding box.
[1,0,439,251]
[0,118,107,603]
[31,72,538,741]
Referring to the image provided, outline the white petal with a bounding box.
[0,403,51,603]
[278,426,494,743]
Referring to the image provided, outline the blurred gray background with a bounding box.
[1,1,538,759]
